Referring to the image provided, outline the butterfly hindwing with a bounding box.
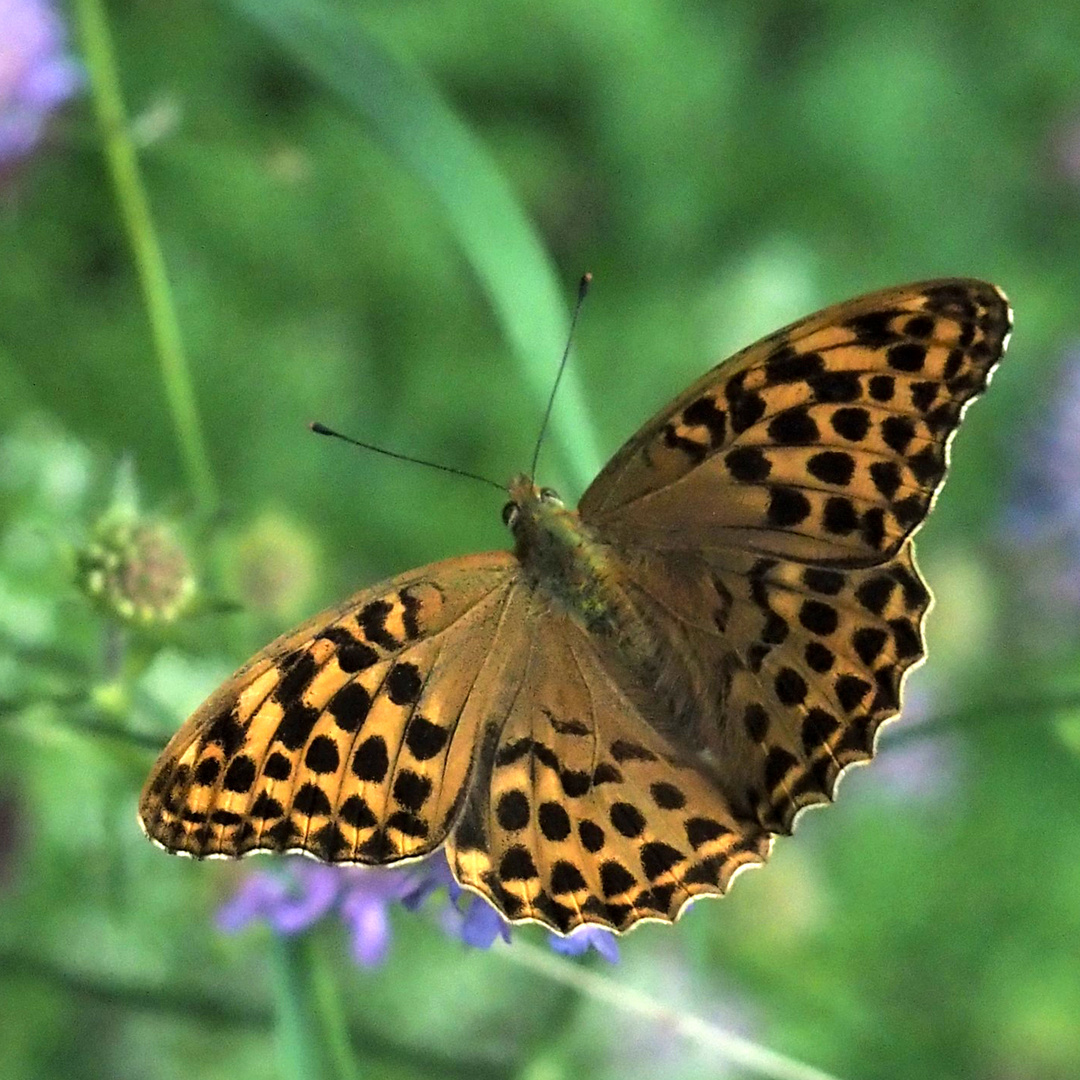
[580,280,1011,565]
[704,542,931,832]
[139,554,517,863]
[447,602,771,933]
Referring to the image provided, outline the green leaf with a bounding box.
[227,0,602,491]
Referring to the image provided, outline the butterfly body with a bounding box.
[506,476,729,772]
[141,280,1012,933]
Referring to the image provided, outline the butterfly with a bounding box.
[140,279,1012,934]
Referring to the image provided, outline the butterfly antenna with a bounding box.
[530,272,592,480]
[310,422,505,492]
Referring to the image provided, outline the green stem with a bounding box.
[309,939,363,1080]
[73,0,218,515]
[268,935,334,1080]
[500,941,846,1080]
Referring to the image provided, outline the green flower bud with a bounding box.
[76,517,195,627]
[230,510,318,623]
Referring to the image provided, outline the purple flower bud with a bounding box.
[0,0,82,165]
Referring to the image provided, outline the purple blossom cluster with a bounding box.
[217,852,618,966]
[0,0,81,166]
[1003,347,1080,608]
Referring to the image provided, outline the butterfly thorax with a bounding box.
[505,474,725,759]
[505,474,620,635]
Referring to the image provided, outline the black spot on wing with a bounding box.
[765,348,825,384]
[726,373,767,434]
[399,587,422,640]
[274,702,319,752]
[681,396,727,447]
[386,662,423,705]
[807,451,855,486]
[405,716,450,760]
[359,600,399,650]
[846,310,902,346]
[726,446,772,482]
[810,369,861,403]
[768,408,819,446]
[276,652,317,702]
[663,423,708,463]
[206,709,245,758]
[767,487,812,527]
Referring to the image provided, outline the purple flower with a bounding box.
[0,0,81,166]
[1003,347,1080,611]
[217,851,618,966]
[339,870,418,966]
[548,925,620,962]
[217,859,418,966]
[439,892,513,949]
[867,681,957,804]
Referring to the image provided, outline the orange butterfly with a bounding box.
[141,279,1011,934]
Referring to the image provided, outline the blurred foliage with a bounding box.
[3,1,1080,1079]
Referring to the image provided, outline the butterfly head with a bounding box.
[502,474,565,531]
[503,473,581,562]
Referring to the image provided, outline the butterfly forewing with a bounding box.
[139,554,518,863]
[580,280,1011,565]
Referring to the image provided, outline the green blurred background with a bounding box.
[3,1,1080,1078]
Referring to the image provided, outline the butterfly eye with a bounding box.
[501,502,519,528]
[539,487,563,506]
